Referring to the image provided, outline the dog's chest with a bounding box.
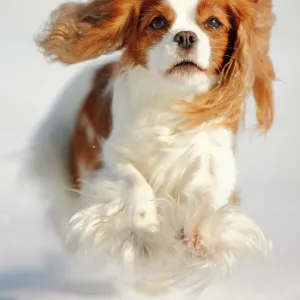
[126,123,236,205]
[111,75,236,206]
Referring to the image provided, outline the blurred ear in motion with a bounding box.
[251,0,276,131]
[36,0,140,64]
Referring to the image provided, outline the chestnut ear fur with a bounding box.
[230,0,276,132]
[250,0,276,131]
[36,0,140,64]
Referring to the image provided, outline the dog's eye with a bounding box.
[205,17,222,29]
[150,17,168,30]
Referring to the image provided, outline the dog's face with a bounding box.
[38,0,275,130]
[127,0,231,90]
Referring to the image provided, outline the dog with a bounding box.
[29,0,276,291]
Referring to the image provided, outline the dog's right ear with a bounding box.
[36,1,140,64]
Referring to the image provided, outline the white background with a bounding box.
[0,0,299,299]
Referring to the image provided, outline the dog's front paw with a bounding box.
[66,184,164,269]
[177,228,211,259]
[129,185,159,232]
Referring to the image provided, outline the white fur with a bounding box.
[27,1,270,293]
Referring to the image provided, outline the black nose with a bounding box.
[174,31,198,49]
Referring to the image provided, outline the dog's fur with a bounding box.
[29,0,276,291]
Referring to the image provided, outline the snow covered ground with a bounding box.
[0,0,299,299]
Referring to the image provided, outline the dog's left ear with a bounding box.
[36,0,141,64]
[250,0,276,131]
[221,0,276,132]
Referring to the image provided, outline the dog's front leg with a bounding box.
[67,157,162,267]
[109,162,159,232]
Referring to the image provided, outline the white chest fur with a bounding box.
[143,126,236,209]
[103,67,236,210]
[105,123,236,210]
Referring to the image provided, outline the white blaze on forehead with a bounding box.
[166,0,200,30]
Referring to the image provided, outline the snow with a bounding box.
[0,0,299,299]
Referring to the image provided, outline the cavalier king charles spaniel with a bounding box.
[29,0,276,291]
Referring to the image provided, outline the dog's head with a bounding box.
[37,0,275,130]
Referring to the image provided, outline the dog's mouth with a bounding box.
[168,60,205,75]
